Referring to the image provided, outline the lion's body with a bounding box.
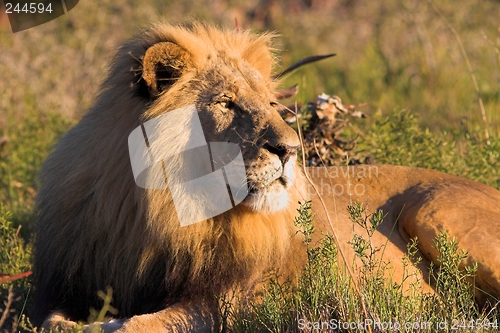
[307,165,500,303]
[33,23,500,332]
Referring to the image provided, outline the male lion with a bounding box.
[33,23,500,332]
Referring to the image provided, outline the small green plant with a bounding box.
[293,200,314,247]
[347,201,385,273]
[428,233,479,323]
[295,201,338,324]
[346,202,424,332]
[0,205,32,333]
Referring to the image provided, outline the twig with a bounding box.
[481,31,500,92]
[16,286,30,331]
[428,0,490,145]
[0,285,14,329]
[0,272,32,284]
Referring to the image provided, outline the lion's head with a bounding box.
[138,24,302,214]
[33,22,307,325]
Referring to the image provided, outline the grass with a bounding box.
[356,109,500,189]
[223,202,500,332]
[0,0,500,331]
[0,206,32,332]
[0,110,72,232]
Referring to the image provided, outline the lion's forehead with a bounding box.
[237,62,269,90]
[201,59,273,97]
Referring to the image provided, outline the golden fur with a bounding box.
[33,22,307,332]
[34,22,500,332]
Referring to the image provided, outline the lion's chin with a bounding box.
[241,159,299,212]
[241,184,291,213]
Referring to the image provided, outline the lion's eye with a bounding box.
[270,101,279,108]
[217,99,234,111]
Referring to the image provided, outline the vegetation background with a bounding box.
[0,0,499,331]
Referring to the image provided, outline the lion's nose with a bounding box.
[263,143,299,165]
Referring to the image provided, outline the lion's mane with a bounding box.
[33,23,304,325]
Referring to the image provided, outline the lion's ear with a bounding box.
[142,42,191,98]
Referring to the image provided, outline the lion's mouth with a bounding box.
[246,164,289,193]
[242,176,291,212]
[247,175,289,195]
